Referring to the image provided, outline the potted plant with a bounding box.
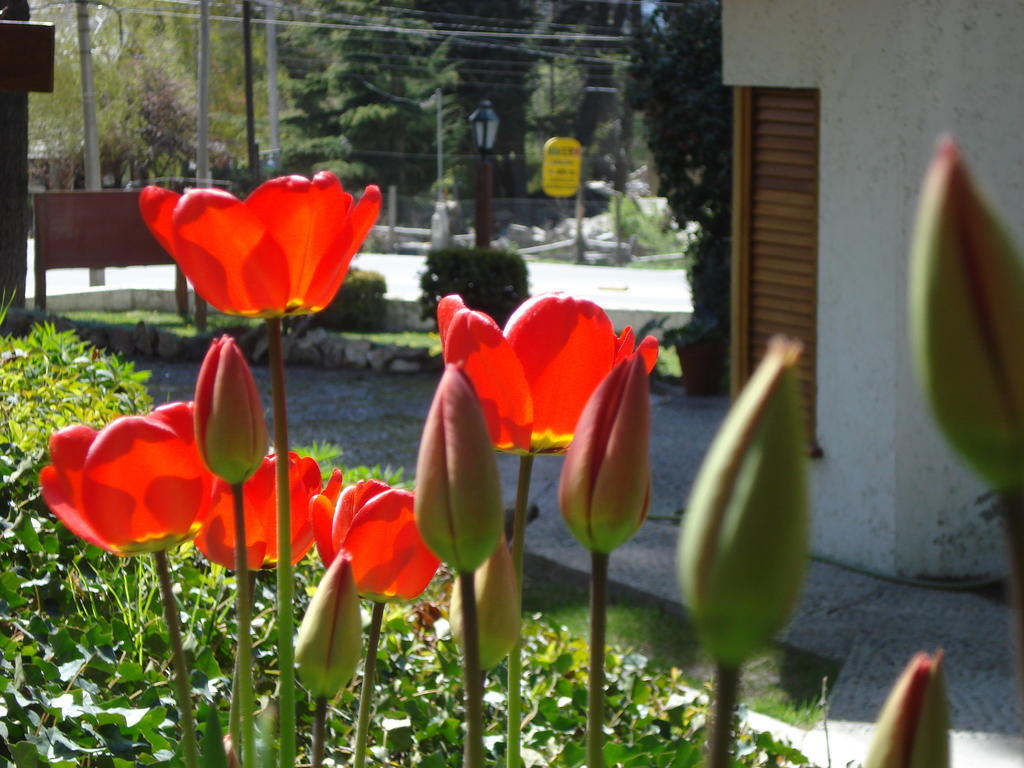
[664,312,727,396]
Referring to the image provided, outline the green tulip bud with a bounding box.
[449,534,521,669]
[909,138,1024,490]
[559,353,651,553]
[414,365,504,573]
[295,553,362,699]
[678,338,809,667]
[194,336,268,484]
[863,651,949,768]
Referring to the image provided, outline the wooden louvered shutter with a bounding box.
[731,87,820,447]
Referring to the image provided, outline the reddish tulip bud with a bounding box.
[678,338,809,666]
[222,735,241,768]
[449,535,521,669]
[194,336,267,484]
[295,553,363,699]
[559,354,651,553]
[414,365,504,573]
[864,651,949,768]
[909,138,1024,490]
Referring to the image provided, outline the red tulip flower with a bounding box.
[437,292,659,453]
[195,452,321,570]
[310,478,439,602]
[139,173,381,317]
[40,402,214,555]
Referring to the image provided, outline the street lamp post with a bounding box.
[469,99,499,249]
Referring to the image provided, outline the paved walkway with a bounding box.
[24,244,692,315]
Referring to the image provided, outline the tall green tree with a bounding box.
[630,0,731,331]
[279,0,457,197]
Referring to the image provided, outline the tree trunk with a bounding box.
[0,0,31,308]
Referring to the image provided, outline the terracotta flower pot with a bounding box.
[676,341,726,396]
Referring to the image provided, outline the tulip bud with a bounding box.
[559,353,650,553]
[864,651,949,768]
[222,734,241,768]
[414,365,504,573]
[909,138,1024,491]
[295,552,362,699]
[449,535,521,669]
[678,338,808,667]
[194,336,268,484]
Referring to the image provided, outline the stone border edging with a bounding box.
[0,308,443,374]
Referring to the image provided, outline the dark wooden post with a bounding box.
[0,12,54,309]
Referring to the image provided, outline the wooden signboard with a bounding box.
[0,21,55,93]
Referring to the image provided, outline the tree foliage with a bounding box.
[279,0,458,195]
[629,0,731,332]
[28,0,261,188]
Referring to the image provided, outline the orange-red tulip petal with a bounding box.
[138,186,180,256]
[139,172,381,318]
[437,295,532,451]
[40,402,213,555]
[438,292,659,454]
[196,452,321,570]
[311,478,391,566]
[341,488,440,601]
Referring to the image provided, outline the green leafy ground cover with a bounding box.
[1,325,817,766]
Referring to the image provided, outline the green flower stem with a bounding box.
[266,317,296,768]
[153,550,200,768]
[458,571,485,768]
[587,551,608,768]
[354,601,386,768]
[506,453,534,768]
[1002,489,1024,727]
[708,663,739,768]
[311,696,327,768]
[229,571,257,757]
[231,482,257,768]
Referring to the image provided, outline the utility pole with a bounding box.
[75,0,103,285]
[197,0,210,185]
[242,0,258,183]
[189,0,211,330]
[265,0,280,170]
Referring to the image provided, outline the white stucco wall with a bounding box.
[723,0,1024,578]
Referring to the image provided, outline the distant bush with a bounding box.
[1,320,152,518]
[317,269,388,331]
[420,247,529,328]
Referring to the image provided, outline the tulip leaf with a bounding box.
[200,706,229,768]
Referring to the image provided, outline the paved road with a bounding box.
[25,243,691,315]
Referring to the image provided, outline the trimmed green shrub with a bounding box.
[1,320,152,518]
[420,247,529,328]
[317,269,388,331]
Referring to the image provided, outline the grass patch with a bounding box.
[630,255,687,270]
[60,309,259,337]
[522,558,837,728]
[59,310,440,352]
[340,329,440,353]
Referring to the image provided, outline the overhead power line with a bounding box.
[110,5,633,65]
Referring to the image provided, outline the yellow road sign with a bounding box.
[542,137,582,198]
